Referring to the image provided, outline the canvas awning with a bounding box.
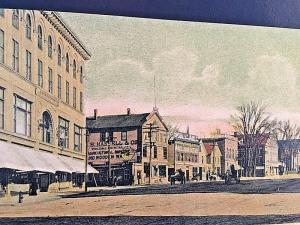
[0,141,98,173]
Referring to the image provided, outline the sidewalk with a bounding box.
[240,174,300,180]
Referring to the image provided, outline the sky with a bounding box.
[61,12,300,136]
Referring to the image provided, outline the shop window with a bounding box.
[159,165,166,177]
[13,95,31,136]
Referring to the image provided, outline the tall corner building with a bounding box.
[0,9,97,193]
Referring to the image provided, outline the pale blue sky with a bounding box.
[61,12,300,135]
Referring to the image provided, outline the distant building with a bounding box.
[278,139,300,173]
[202,135,239,175]
[236,134,280,177]
[86,108,169,186]
[0,9,95,194]
[168,131,200,181]
[202,142,222,178]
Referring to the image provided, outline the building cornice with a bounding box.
[41,11,91,61]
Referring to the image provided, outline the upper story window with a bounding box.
[66,53,69,72]
[37,25,43,49]
[0,88,4,129]
[73,60,76,78]
[153,146,157,158]
[12,39,19,72]
[163,147,168,160]
[25,50,32,80]
[57,44,61,66]
[66,81,70,104]
[0,9,4,17]
[74,125,82,152]
[13,95,31,137]
[121,131,127,141]
[25,14,31,39]
[79,91,83,112]
[38,59,43,87]
[58,117,69,149]
[0,29,4,63]
[48,36,52,58]
[48,67,53,94]
[73,87,77,109]
[12,10,19,29]
[57,74,62,99]
[42,111,53,144]
[80,66,83,83]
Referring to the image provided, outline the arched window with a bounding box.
[66,53,69,72]
[80,66,83,83]
[12,9,19,29]
[37,25,43,49]
[25,14,31,39]
[73,60,76,78]
[57,44,61,66]
[48,35,52,58]
[42,111,53,144]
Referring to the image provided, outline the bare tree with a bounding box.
[230,101,277,177]
[276,120,300,172]
[166,123,179,141]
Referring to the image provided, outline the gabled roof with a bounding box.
[86,113,150,129]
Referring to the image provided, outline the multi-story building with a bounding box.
[278,139,300,173]
[0,9,96,194]
[86,108,169,185]
[202,142,222,179]
[168,131,200,181]
[236,134,280,177]
[202,135,239,175]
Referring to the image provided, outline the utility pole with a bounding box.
[144,123,158,185]
[85,129,89,192]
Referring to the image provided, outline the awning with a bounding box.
[0,141,98,173]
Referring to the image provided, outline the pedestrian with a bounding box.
[113,175,117,188]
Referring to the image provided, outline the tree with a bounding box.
[230,101,277,177]
[166,123,179,141]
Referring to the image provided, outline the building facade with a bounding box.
[168,131,200,181]
[0,9,93,194]
[87,108,169,186]
[202,135,239,175]
[278,139,300,173]
[202,142,222,179]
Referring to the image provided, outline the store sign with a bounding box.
[88,130,138,165]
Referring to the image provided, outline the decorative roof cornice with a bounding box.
[41,11,91,60]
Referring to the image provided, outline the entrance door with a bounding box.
[186,170,189,181]
[199,167,202,180]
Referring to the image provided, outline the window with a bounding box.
[0,88,4,129]
[0,29,4,63]
[25,50,32,80]
[73,60,76,78]
[73,87,76,109]
[12,10,19,29]
[121,131,127,141]
[80,66,83,83]
[12,39,19,72]
[57,44,61,66]
[66,81,69,104]
[48,36,52,58]
[58,117,69,149]
[163,147,168,159]
[25,14,31,39]
[80,92,83,112]
[57,75,62,99]
[143,145,147,157]
[159,165,166,177]
[14,95,31,136]
[0,9,4,17]
[206,155,211,164]
[153,146,157,158]
[66,53,69,72]
[38,60,43,87]
[100,132,106,142]
[74,125,82,152]
[42,111,53,144]
[48,67,53,93]
[37,25,43,49]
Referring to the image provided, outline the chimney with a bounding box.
[94,109,98,119]
[127,108,131,115]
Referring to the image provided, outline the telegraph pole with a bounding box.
[85,129,89,192]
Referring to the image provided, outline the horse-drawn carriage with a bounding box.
[224,164,240,184]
